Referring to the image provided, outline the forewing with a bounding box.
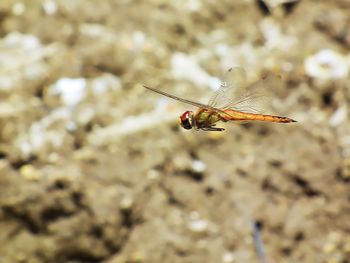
[143,85,209,109]
[143,85,229,117]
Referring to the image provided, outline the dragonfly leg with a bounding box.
[201,127,225,131]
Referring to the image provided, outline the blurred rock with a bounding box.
[188,218,209,234]
[19,164,42,181]
[91,73,122,95]
[12,2,25,16]
[73,147,98,163]
[120,195,134,211]
[191,160,206,174]
[315,10,350,48]
[0,31,66,94]
[0,1,348,263]
[329,105,348,127]
[42,0,57,16]
[14,107,73,160]
[171,52,216,88]
[222,252,235,263]
[50,78,87,108]
[260,18,297,51]
[304,49,350,80]
[340,158,350,180]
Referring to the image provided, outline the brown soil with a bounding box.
[0,0,349,263]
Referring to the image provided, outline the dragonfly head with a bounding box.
[178,111,194,130]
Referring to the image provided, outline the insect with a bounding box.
[143,68,296,131]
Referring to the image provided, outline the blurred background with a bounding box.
[0,0,349,262]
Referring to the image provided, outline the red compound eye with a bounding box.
[178,111,192,130]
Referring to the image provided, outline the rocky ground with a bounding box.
[0,0,349,262]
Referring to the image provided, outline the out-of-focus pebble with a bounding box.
[76,108,95,126]
[324,242,337,254]
[147,169,160,180]
[12,2,25,15]
[73,148,98,162]
[88,109,179,146]
[171,52,217,88]
[0,32,63,95]
[315,10,350,48]
[186,0,202,11]
[189,211,200,220]
[329,105,347,127]
[80,23,116,39]
[188,219,209,234]
[91,74,122,95]
[323,231,342,254]
[191,160,206,173]
[15,108,71,158]
[3,32,40,50]
[47,152,61,164]
[50,78,87,108]
[168,209,184,226]
[132,31,146,51]
[344,241,350,253]
[173,153,192,171]
[129,251,144,263]
[340,158,350,180]
[304,49,350,80]
[120,196,134,211]
[42,0,57,15]
[260,18,297,51]
[20,164,42,181]
[0,102,25,118]
[65,121,77,132]
[0,160,11,171]
[222,252,235,263]
[187,211,213,235]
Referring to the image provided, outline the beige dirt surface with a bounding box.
[0,0,349,263]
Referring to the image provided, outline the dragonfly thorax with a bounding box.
[178,111,194,130]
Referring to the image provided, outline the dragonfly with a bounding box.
[143,68,296,131]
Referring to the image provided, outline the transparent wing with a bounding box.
[143,85,209,108]
[208,67,247,109]
[143,85,229,117]
[208,68,276,114]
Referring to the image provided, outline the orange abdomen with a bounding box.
[222,110,296,123]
